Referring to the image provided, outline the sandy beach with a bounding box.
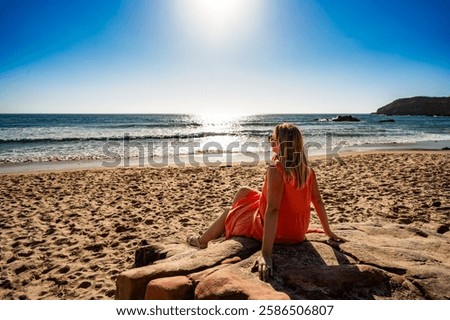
[0,151,448,300]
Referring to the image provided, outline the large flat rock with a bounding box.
[116,222,450,299]
[116,237,260,299]
[327,223,450,299]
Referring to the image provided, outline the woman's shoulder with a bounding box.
[265,162,284,188]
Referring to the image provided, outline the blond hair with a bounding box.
[272,123,309,188]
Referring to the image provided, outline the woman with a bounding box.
[187,123,344,281]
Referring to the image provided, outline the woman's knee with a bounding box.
[234,186,254,202]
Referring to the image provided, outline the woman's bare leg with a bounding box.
[198,186,255,247]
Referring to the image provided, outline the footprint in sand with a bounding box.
[11,241,22,248]
[78,281,91,289]
[105,289,115,298]
[14,264,29,275]
[17,250,33,258]
[179,217,191,226]
[59,266,70,274]
[1,279,13,290]
[90,265,100,272]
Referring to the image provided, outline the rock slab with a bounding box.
[145,276,193,300]
[116,222,450,300]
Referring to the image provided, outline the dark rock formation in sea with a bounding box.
[376,96,450,116]
[331,115,361,122]
[116,222,450,300]
[378,119,396,123]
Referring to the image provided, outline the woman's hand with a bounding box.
[325,230,347,242]
[253,254,273,282]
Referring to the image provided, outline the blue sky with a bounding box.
[0,0,449,114]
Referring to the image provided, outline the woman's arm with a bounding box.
[310,168,345,241]
[257,166,284,281]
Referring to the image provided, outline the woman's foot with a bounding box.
[186,235,207,249]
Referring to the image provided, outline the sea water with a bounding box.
[0,113,449,168]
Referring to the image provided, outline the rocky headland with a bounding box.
[376,96,450,116]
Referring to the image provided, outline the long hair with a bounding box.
[272,123,309,188]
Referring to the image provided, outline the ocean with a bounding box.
[0,113,449,169]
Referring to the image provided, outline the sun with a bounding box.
[191,0,243,32]
[172,0,262,46]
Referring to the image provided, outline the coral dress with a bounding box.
[225,163,316,244]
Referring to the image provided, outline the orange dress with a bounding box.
[225,163,317,243]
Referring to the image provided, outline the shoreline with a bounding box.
[1,139,449,175]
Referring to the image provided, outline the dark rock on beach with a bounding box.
[376,96,450,116]
[116,222,450,300]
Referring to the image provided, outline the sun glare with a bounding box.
[173,0,262,46]
[196,112,244,126]
[192,0,243,30]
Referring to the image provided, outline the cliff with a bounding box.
[376,96,450,116]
